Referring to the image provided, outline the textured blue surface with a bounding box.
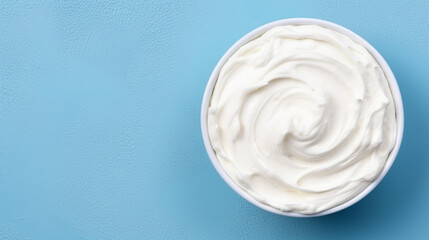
[0,0,428,239]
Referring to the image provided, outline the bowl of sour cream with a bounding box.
[201,18,404,217]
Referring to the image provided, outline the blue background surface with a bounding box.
[0,0,428,239]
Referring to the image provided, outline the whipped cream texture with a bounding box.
[207,25,397,214]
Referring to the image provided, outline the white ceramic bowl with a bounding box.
[201,18,404,217]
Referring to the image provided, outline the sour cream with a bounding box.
[207,24,397,214]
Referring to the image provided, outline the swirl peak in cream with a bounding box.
[207,24,396,214]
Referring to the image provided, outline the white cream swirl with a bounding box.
[207,25,397,214]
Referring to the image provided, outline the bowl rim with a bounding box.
[200,18,404,217]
